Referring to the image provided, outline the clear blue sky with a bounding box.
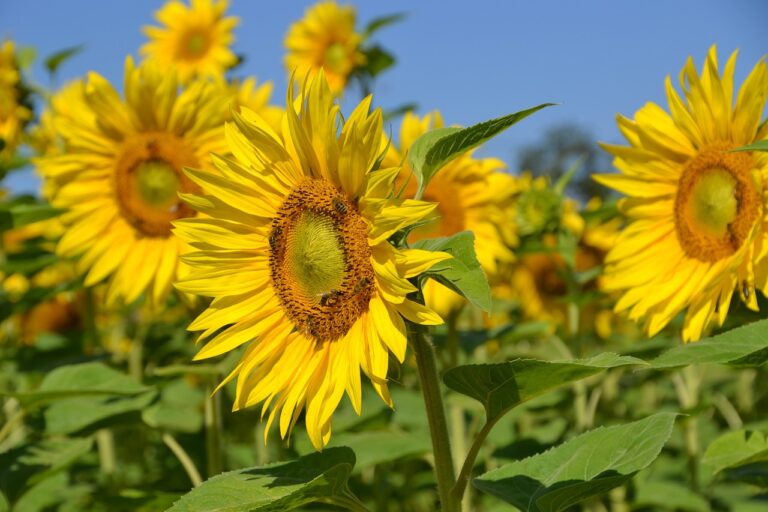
[1,0,766,193]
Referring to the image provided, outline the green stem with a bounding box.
[163,432,203,487]
[83,287,99,354]
[96,429,116,477]
[409,321,458,512]
[450,419,494,504]
[205,380,224,477]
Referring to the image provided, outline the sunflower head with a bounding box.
[384,111,517,316]
[284,1,366,94]
[595,46,768,341]
[141,0,239,83]
[175,72,449,449]
[36,57,230,306]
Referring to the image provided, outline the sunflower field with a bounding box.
[1,1,767,511]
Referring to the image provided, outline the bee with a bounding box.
[319,288,343,306]
[353,277,371,294]
[303,316,318,338]
[269,226,281,252]
[332,197,347,216]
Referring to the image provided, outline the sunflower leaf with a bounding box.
[444,353,645,422]
[4,362,151,406]
[363,13,406,38]
[0,203,64,232]
[167,447,364,512]
[731,140,768,152]
[649,319,768,368]
[412,231,492,311]
[407,104,555,198]
[44,45,83,75]
[703,429,768,477]
[473,413,677,511]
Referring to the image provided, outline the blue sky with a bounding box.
[1,0,766,193]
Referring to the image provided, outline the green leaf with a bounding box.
[703,429,768,475]
[16,46,37,70]
[650,319,768,369]
[407,104,554,198]
[474,413,677,511]
[44,391,156,434]
[413,231,492,311]
[18,437,93,486]
[444,353,644,422]
[0,203,64,232]
[362,45,395,77]
[732,140,768,152]
[633,479,709,512]
[44,45,83,74]
[363,13,406,37]
[167,447,363,512]
[5,362,151,406]
[296,429,430,472]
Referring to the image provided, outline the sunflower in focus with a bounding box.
[141,0,239,83]
[0,40,32,158]
[595,46,768,341]
[36,57,230,306]
[384,111,517,317]
[174,73,450,449]
[284,1,366,94]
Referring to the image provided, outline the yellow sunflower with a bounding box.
[174,72,450,449]
[0,40,32,158]
[384,111,518,317]
[218,76,284,133]
[595,46,768,341]
[141,0,239,83]
[284,1,366,94]
[36,57,230,306]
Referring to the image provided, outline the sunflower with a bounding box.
[384,111,518,317]
[0,40,32,158]
[594,46,768,341]
[284,1,366,94]
[174,72,450,449]
[141,0,239,83]
[218,76,284,133]
[36,57,230,306]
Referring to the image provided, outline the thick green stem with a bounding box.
[409,321,458,512]
[205,381,224,477]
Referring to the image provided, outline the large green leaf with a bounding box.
[444,353,644,422]
[5,362,151,406]
[407,104,553,197]
[44,391,156,434]
[167,447,363,512]
[17,437,93,487]
[703,429,768,473]
[474,413,677,511]
[650,319,768,369]
[413,231,491,311]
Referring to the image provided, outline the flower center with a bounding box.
[114,133,200,237]
[269,178,375,341]
[324,42,348,75]
[178,30,209,60]
[674,144,760,262]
